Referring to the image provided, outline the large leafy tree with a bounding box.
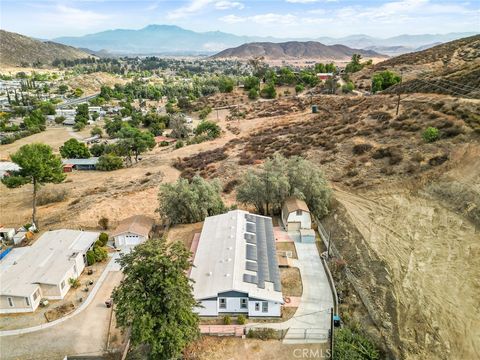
[112,238,200,360]
[117,126,155,164]
[236,154,331,218]
[2,144,65,227]
[371,70,401,93]
[158,176,225,224]
[59,138,91,159]
[194,121,221,139]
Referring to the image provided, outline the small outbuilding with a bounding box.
[62,158,99,171]
[111,215,155,248]
[281,197,312,231]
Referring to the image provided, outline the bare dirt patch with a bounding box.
[280,268,303,297]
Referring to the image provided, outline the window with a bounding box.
[7,297,14,307]
[73,265,77,275]
[240,298,248,309]
[219,298,226,309]
[255,302,260,311]
[262,301,268,313]
[25,297,30,306]
[296,210,302,216]
[33,290,39,300]
[61,280,65,289]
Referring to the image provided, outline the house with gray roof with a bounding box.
[190,210,283,317]
[0,230,99,313]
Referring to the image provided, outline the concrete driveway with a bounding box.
[0,270,123,360]
[250,240,334,344]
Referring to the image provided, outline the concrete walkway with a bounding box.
[0,253,121,337]
[248,241,334,344]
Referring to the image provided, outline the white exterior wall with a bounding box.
[114,233,146,248]
[196,299,218,316]
[218,297,249,314]
[248,300,281,317]
[286,211,311,230]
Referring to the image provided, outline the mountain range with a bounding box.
[212,41,384,60]
[53,25,477,56]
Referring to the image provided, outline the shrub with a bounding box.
[198,106,212,120]
[334,327,380,360]
[247,328,279,340]
[98,232,109,246]
[93,246,108,262]
[175,140,184,149]
[195,121,221,139]
[86,250,96,266]
[98,217,109,230]
[295,84,305,94]
[237,315,247,325]
[97,154,124,171]
[223,315,231,325]
[429,154,449,166]
[248,88,259,100]
[90,126,103,137]
[68,277,80,289]
[352,143,373,155]
[37,187,68,205]
[422,127,440,143]
[54,116,65,124]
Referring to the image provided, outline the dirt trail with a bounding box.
[334,187,480,360]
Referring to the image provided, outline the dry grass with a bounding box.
[276,242,298,259]
[166,222,204,250]
[281,268,303,297]
[37,187,69,206]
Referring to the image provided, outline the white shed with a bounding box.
[281,197,312,231]
[111,215,154,248]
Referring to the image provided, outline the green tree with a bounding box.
[248,88,259,100]
[260,81,276,99]
[422,127,440,143]
[345,54,364,73]
[39,101,56,115]
[96,154,124,171]
[194,121,221,139]
[1,144,65,227]
[60,138,91,159]
[74,88,84,97]
[295,84,305,94]
[58,84,68,94]
[117,126,155,163]
[112,238,200,360]
[371,70,401,93]
[90,126,103,137]
[170,114,189,139]
[244,76,260,91]
[236,154,331,218]
[54,116,66,124]
[341,81,355,93]
[158,176,225,224]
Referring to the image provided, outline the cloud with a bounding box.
[167,0,214,20]
[285,0,320,3]
[215,1,244,10]
[220,13,298,25]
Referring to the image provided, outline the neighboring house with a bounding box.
[0,230,99,313]
[317,72,334,80]
[281,197,312,231]
[111,215,155,248]
[0,161,20,179]
[190,210,283,317]
[62,157,99,171]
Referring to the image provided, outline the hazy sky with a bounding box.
[1,0,479,39]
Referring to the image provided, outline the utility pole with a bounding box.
[396,70,403,116]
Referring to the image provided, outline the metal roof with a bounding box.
[62,157,99,166]
[190,210,283,303]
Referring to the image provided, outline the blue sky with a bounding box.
[1,0,479,39]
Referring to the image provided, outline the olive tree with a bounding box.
[158,176,225,224]
[236,154,331,218]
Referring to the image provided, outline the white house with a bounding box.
[281,197,312,231]
[0,230,99,313]
[190,210,283,317]
[111,215,154,249]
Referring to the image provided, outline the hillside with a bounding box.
[353,35,480,98]
[0,30,93,67]
[212,41,385,60]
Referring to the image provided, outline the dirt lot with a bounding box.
[280,268,303,297]
[185,336,330,360]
